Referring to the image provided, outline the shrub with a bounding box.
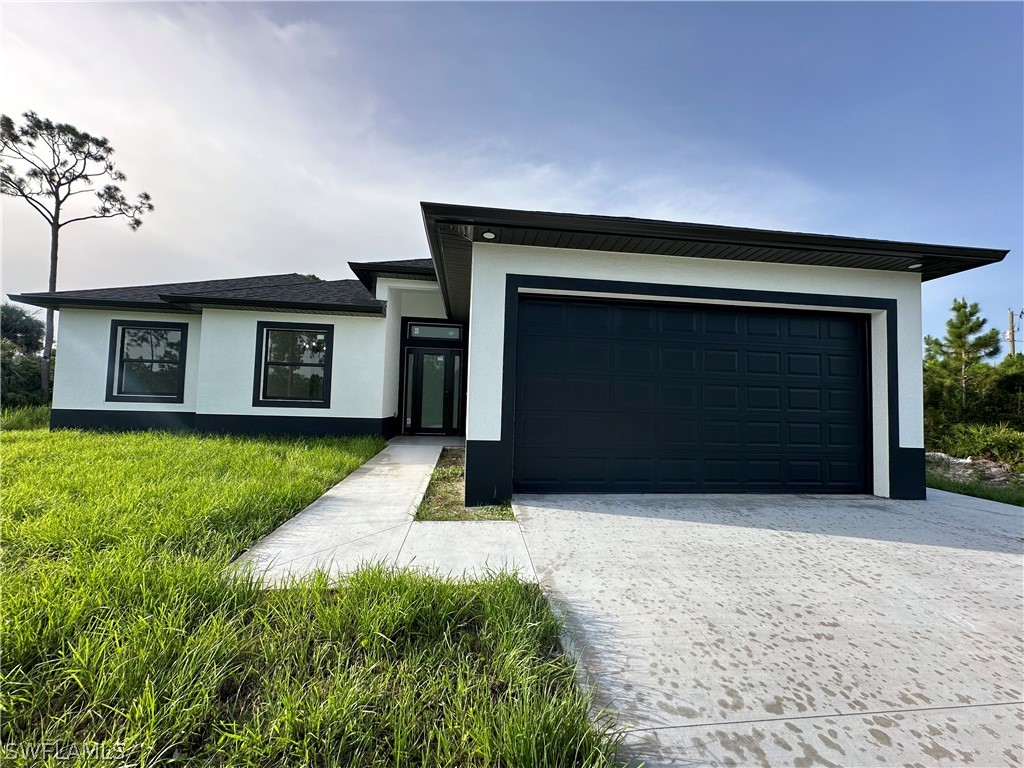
[936,422,1024,470]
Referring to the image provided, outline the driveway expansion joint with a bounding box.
[620,699,1024,734]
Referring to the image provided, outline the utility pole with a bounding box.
[1009,308,1017,358]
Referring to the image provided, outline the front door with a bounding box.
[404,348,463,435]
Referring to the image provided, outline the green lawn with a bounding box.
[416,448,514,521]
[926,470,1024,507]
[1,428,620,767]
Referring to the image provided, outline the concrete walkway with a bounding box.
[234,436,535,585]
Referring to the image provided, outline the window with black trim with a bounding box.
[106,320,189,403]
[253,321,333,408]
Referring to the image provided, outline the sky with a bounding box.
[2,1,1022,351]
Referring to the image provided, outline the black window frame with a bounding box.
[106,319,189,404]
[252,321,334,408]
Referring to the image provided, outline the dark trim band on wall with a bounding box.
[49,409,397,438]
[51,408,197,432]
[196,414,389,437]
[464,274,925,505]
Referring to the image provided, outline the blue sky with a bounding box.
[4,2,1022,350]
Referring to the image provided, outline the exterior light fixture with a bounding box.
[908,263,922,270]
[481,230,497,240]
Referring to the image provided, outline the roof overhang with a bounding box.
[158,294,385,317]
[6,295,200,314]
[8,292,386,318]
[349,261,437,293]
[421,202,1010,322]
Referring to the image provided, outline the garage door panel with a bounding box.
[564,414,607,447]
[787,387,822,412]
[612,379,656,409]
[748,421,782,446]
[787,352,822,376]
[704,384,740,410]
[615,345,654,373]
[746,386,782,411]
[658,309,698,334]
[828,388,858,412]
[514,297,868,493]
[616,305,656,331]
[517,413,565,447]
[659,382,698,409]
[746,351,782,375]
[520,339,564,372]
[568,342,609,371]
[520,376,563,409]
[568,302,612,331]
[704,349,740,373]
[704,312,740,335]
[660,347,697,373]
[788,460,824,484]
[788,316,823,339]
[702,420,741,446]
[705,459,741,484]
[748,315,782,337]
[657,416,699,445]
[828,354,858,377]
[747,459,784,484]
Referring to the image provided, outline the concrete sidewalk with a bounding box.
[233,436,535,584]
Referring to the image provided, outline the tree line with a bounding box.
[924,299,1024,439]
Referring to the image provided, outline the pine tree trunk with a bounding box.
[40,222,58,401]
[960,359,967,411]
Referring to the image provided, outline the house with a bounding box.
[10,203,1008,504]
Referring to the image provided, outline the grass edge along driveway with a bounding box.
[1,429,622,767]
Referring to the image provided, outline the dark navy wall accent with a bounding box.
[466,440,514,504]
[462,273,923,505]
[196,414,388,437]
[51,409,197,432]
[890,448,927,500]
[50,409,392,438]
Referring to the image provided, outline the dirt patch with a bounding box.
[416,447,514,521]
[926,452,1024,486]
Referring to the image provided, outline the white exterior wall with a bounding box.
[376,279,447,420]
[466,243,924,498]
[195,309,386,418]
[51,309,201,412]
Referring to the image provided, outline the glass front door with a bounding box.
[404,348,462,435]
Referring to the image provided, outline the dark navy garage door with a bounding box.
[513,296,869,493]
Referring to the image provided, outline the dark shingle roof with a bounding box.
[9,273,384,316]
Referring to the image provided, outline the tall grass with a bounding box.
[1,430,620,766]
[926,469,1024,507]
[0,404,50,431]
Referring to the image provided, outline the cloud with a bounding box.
[1,2,829,308]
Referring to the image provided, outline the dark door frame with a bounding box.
[463,274,924,506]
[399,317,467,436]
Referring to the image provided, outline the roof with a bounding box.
[9,273,385,316]
[421,202,1010,322]
[348,258,436,293]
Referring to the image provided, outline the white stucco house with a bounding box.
[11,203,1008,503]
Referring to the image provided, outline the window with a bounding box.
[106,320,188,403]
[253,321,333,408]
[408,323,461,340]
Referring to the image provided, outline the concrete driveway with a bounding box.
[515,490,1023,767]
